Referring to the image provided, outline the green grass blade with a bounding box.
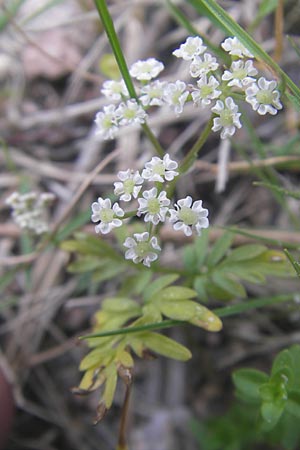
[284,249,300,278]
[187,0,300,104]
[93,0,165,156]
[253,181,300,200]
[93,0,136,98]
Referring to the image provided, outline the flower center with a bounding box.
[147,198,160,215]
[136,241,150,257]
[152,162,165,176]
[103,115,113,129]
[200,85,213,98]
[256,89,273,105]
[219,109,233,126]
[178,206,197,225]
[233,68,247,80]
[99,208,114,223]
[123,178,135,194]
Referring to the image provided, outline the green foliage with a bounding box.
[193,346,300,450]
[185,232,292,302]
[61,228,295,418]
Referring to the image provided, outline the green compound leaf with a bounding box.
[102,297,141,314]
[143,274,179,302]
[79,347,115,371]
[212,271,247,298]
[158,286,197,301]
[159,300,199,321]
[140,332,192,361]
[233,368,269,402]
[225,244,267,263]
[206,231,234,267]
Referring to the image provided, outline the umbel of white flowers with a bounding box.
[94,36,282,141]
[91,154,209,267]
[6,191,55,235]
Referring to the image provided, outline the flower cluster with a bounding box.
[6,191,55,235]
[95,36,282,141]
[91,154,209,267]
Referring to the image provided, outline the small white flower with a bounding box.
[173,36,206,60]
[124,232,161,267]
[91,197,124,234]
[163,80,189,116]
[137,187,170,225]
[114,169,144,202]
[129,58,164,81]
[139,80,166,106]
[189,53,219,78]
[222,60,258,88]
[6,191,55,235]
[95,104,119,140]
[142,153,179,183]
[221,37,254,58]
[116,99,147,126]
[192,75,221,107]
[101,80,129,101]
[211,97,242,139]
[245,77,282,115]
[168,196,209,236]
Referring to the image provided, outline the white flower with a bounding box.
[211,97,242,139]
[139,80,166,106]
[6,191,55,235]
[173,36,206,60]
[163,80,189,116]
[189,53,219,78]
[91,197,124,234]
[124,232,161,267]
[116,99,147,126]
[221,37,254,58]
[95,104,119,140]
[142,153,179,183]
[222,60,258,88]
[129,58,164,81]
[101,80,129,101]
[168,196,209,236]
[114,169,144,202]
[192,75,221,107]
[245,77,282,115]
[137,187,170,225]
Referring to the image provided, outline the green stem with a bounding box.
[179,115,213,174]
[117,384,131,450]
[167,116,213,198]
[141,124,164,157]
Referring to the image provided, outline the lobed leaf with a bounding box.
[158,286,197,301]
[233,368,269,401]
[143,274,179,302]
[141,332,192,361]
[206,231,234,267]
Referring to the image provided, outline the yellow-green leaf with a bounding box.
[103,366,118,409]
[80,348,115,371]
[141,332,192,361]
[159,300,197,321]
[189,304,223,332]
[102,297,141,313]
[159,286,197,301]
[78,368,106,391]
